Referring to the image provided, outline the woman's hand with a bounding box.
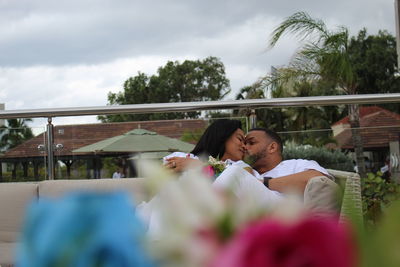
[165,157,203,172]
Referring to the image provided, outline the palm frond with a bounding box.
[324,28,349,52]
[290,47,321,78]
[268,11,357,96]
[269,11,329,48]
[258,65,318,98]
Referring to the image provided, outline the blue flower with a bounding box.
[17,192,156,267]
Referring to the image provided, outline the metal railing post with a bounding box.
[395,0,400,68]
[46,117,55,180]
[249,109,257,128]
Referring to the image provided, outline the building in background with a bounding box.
[331,106,400,180]
[0,119,207,181]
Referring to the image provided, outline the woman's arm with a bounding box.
[165,157,203,172]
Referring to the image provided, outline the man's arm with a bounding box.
[268,170,327,194]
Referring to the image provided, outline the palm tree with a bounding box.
[267,11,367,177]
[268,74,340,146]
[0,119,34,151]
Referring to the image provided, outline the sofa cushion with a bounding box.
[38,178,149,205]
[304,176,340,214]
[0,241,17,267]
[0,183,38,243]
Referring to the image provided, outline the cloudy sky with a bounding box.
[0,0,396,129]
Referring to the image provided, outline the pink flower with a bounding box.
[212,216,357,267]
[203,165,215,177]
[187,227,223,266]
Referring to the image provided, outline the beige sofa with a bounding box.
[0,178,149,267]
[0,170,362,266]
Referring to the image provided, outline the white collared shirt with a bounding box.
[261,159,330,179]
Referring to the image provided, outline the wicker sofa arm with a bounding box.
[327,169,363,224]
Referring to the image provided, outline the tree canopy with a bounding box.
[348,29,400,113]
[0,119,34,152]
[99,57,230,122]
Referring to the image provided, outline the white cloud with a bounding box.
[0,56,174,109]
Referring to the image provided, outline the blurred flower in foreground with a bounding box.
[137,160,359,267]
[212,216,357,267]
[142,164,226,267]
[17,192,156,267]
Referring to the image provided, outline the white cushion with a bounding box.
[0,241,17,267]
[38,178,149,205]
[0,183,38,243]
[304,176,340,214]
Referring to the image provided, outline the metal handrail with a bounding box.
[1,93,400,119]
[1,93,400,180]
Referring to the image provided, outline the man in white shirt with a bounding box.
[213,128,331,204]
[112,168,124,179]
[244,128,331,194]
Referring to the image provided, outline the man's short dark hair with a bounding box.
[249,128,283,152]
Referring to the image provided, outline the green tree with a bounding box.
[0,119,34,151]
[349,29,399,94]
[348,29,400,112]
[99,57,230,122]
[268,12,369,177]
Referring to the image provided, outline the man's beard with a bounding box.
[243,149,267,168]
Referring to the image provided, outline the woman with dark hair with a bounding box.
[191,119,244,160]
[165,119,245,171]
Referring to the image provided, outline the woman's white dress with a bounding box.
[136,153,283,237]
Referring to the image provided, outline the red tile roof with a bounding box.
[332,106,400,126]
[333,107,400,149]
[1,119,207,159]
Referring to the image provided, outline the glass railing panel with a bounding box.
[0,126,46,182]
[50,118,205,179]
[278,128,355,172]
[0,100,399,181]
[271,103,400,181]
[55,116,249,179]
